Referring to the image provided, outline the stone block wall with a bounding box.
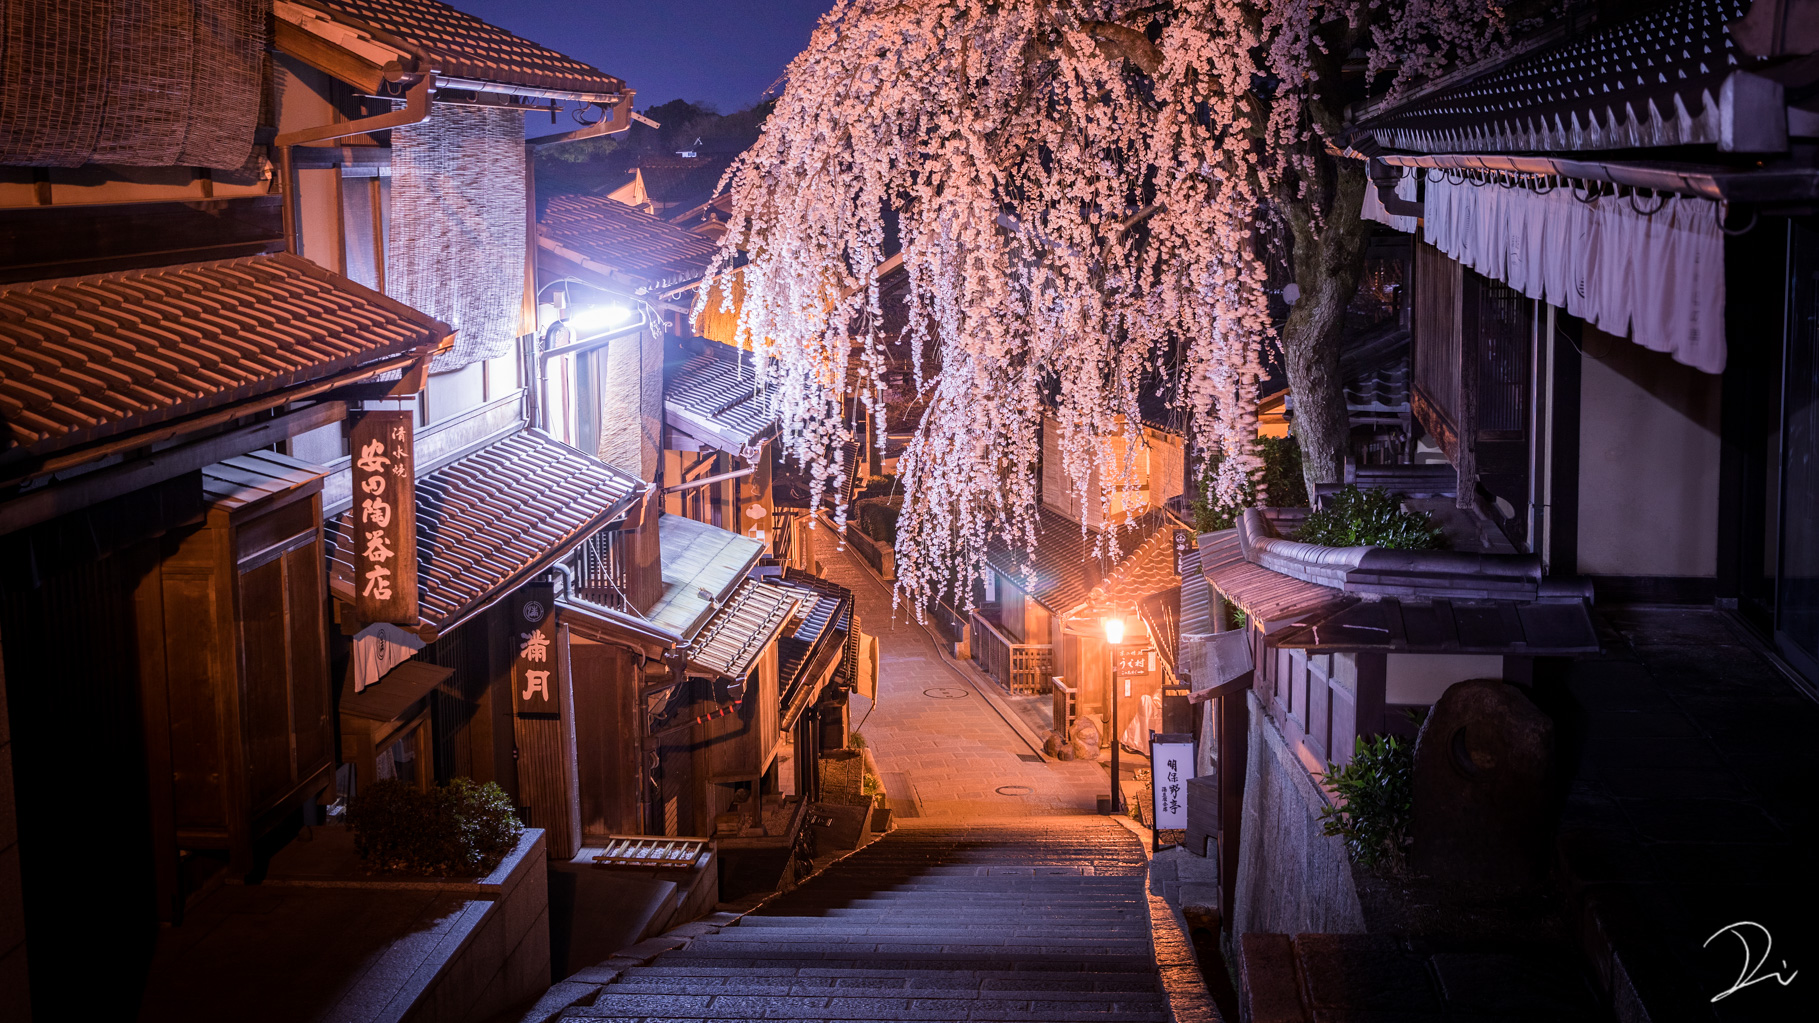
[1231,691,1366,938]
[0,649,26,1020]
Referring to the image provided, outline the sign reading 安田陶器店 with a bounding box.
[1150,733,1194,831]
[511,583,561,716]
[351,411,417,625]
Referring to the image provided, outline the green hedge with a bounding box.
[855,500,900,544]
[347,777,524,876]
[1294,485,1443,550]
[1192,434,1308,532]
[1318,734,1414,871]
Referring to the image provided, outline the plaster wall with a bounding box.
[1384,653,1505,706]
[1576,329,1721,578]
[1232,691,1367,938]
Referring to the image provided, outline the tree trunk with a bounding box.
[1279,161,1371,501]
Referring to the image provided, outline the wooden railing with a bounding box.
[968,608,1054,696]
[569,527,630,611]
[843,523,894,580]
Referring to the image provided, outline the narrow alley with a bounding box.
[548,537,1175,1023]
[815,533,1111,818]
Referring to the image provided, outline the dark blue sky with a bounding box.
[449,0,831,112]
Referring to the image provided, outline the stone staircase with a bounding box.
[557,816,1169,1022]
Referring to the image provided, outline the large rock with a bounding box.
[1411,679,1554,887]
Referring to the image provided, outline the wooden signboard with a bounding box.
[511,582,560,716]
[1112,644,1152,677]
[1150,732,1194,831]
[351,411,417,624]
[1173,529,1195,576]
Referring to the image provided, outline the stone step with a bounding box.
[567,992,1168,1021]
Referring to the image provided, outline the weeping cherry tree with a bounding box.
[697,0,1517,613]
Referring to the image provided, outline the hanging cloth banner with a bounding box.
[1365,170,1726,374]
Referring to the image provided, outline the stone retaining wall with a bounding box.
[1231,691,1366,938]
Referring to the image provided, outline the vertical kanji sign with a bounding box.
[351,410,417,624]
[1150,733,1194,831]
[511,583,560,716]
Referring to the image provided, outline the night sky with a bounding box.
[448,0,832,112]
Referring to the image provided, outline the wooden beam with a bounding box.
[274,18,390,94]
[0,403,347,536]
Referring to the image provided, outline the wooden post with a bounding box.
[510,586,581,857]
[0,627,31,1018]
[1457,275,1479,509]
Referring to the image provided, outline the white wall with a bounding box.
[1576,327,1721,577]
[1384,653,1505,706]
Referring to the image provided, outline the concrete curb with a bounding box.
[818,511,1050,758]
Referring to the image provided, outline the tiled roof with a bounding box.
[686,579,801,681]
[299,0,625,98]
[325,430,642,639]
[1196,528,1345,626]
[1138,585,1182,676]
[776,569,854,703]
[985,507,1169,615]
[665,341,777,452]
[1340,323,1410,414]
[1090,529,1182,620]
[649,513,767,639]
[539,194,721,291]
[1355,0,1752,154]
[0,253,444,463]
[1266,595,1600,655]
[632,154,737,210]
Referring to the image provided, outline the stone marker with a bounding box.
[1411,679,1554,886]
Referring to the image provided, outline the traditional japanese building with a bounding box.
[0,0,651,1015]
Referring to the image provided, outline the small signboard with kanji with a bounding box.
[1112,644,1151,677]
[351,411,417,624]
[1173,529,1194,576]
[1150,732,1194,831]
[511,583,560,716]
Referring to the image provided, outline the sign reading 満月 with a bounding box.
[351,411,417,625]
[511,583,560,716]
[1150,733,1194,830]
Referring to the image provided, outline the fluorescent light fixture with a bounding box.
[568,304,633,333]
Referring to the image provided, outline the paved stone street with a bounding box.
[559,818,1167,1022]
[814,533,1109,818]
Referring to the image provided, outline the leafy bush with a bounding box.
[855,500,900,544]
[1318,735,1414,871]
[1294,485,1443,550]
[856,474,898,499]
[347,778,524,877]
[1193,435,1308,532]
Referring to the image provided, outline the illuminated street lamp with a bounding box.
[1104,615,1124,815]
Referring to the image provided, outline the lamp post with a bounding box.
[1104,615,1124,815]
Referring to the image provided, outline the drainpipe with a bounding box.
[273,75,435,254]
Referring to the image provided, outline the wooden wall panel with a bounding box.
[569,633,641,840]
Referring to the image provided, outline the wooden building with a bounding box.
[1348,0,1819,680]
[0,0,641,1014]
